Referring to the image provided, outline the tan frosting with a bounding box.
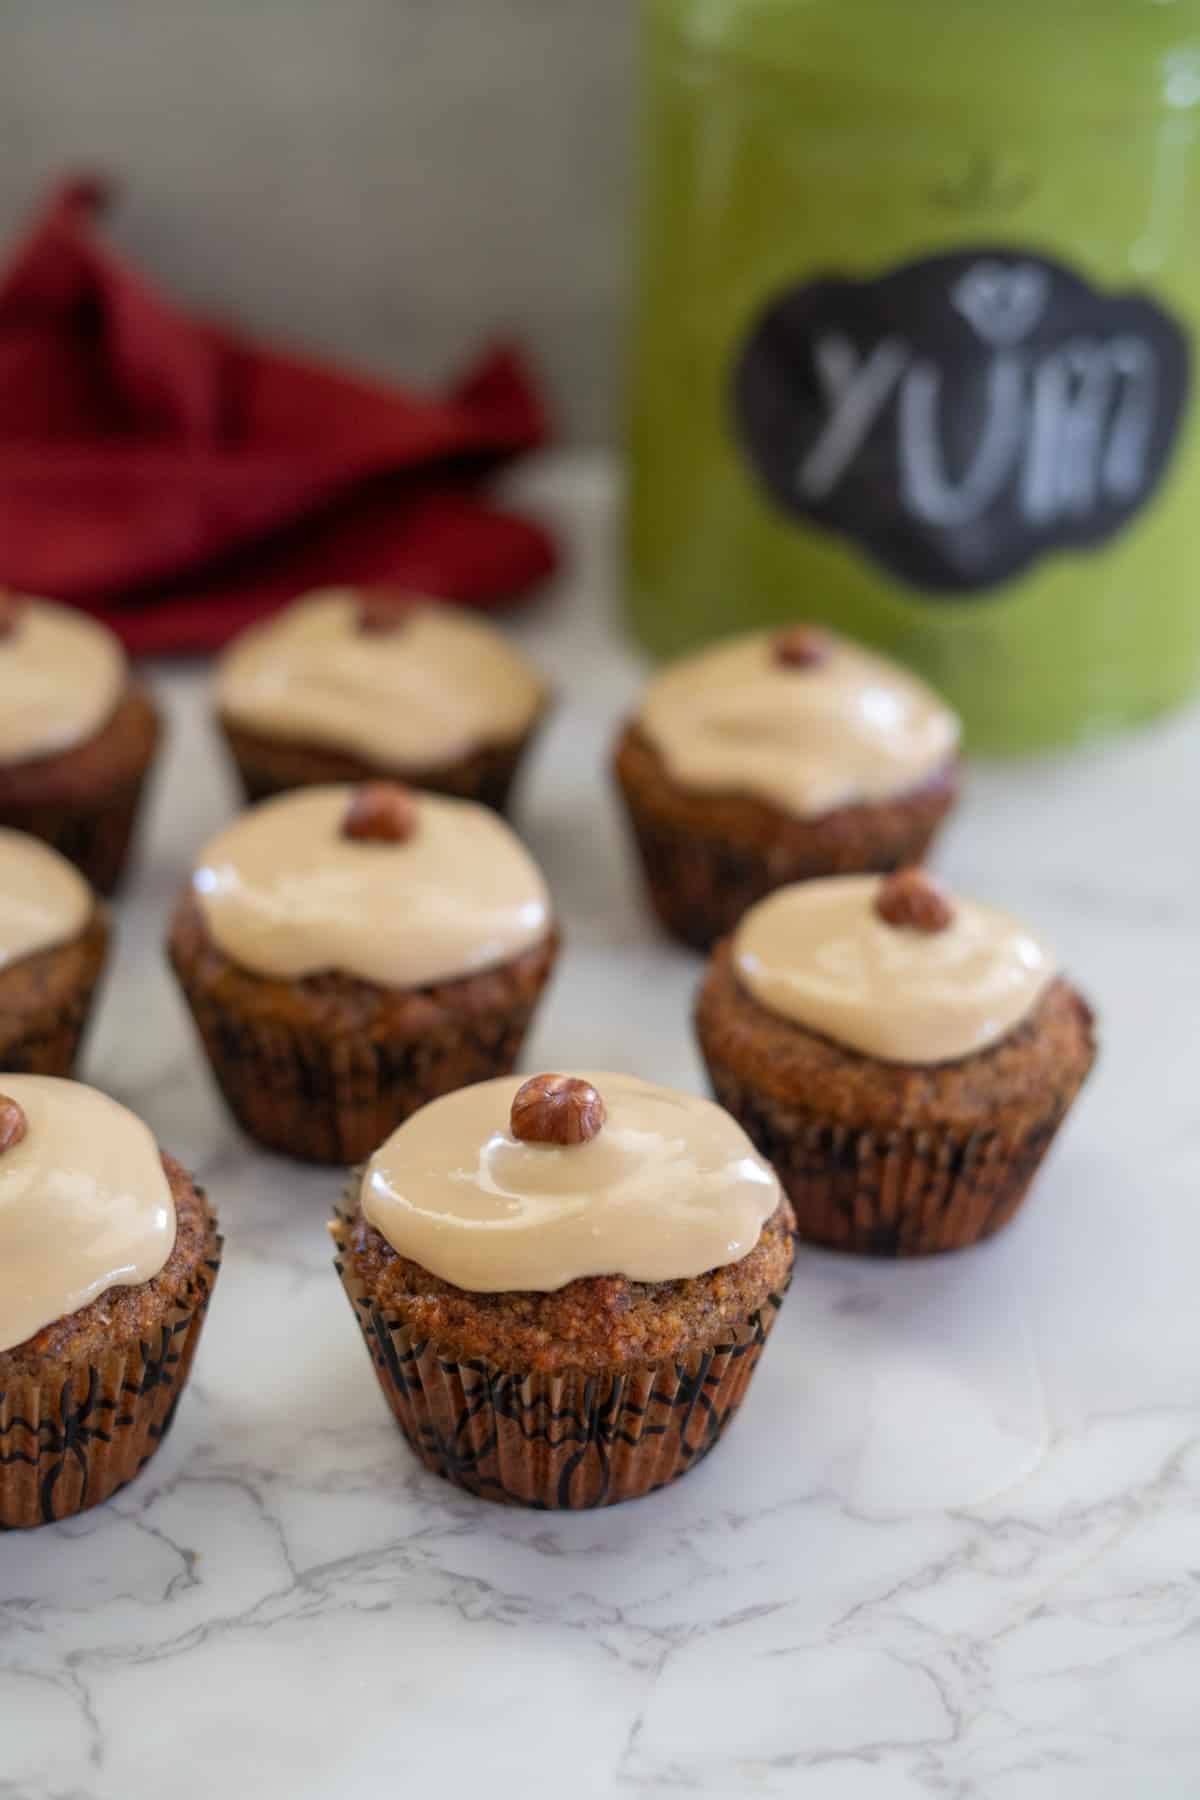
[733,875,1056,1065]
[0,829,93,967]
[0,1077,175,1354]
[637,628,960,816]
[0,598,126,763]
[215,590,545,768]
[192,786,551,986]
[362,1071,781,1292]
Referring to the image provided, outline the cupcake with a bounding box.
[332,1070,793,1508]
[0,1076,221,1527]
[0,592,161,893]
[169,782,559,1164]
[613,625,960,949]
[215,588,548,814]
[696,869,1097,1256]
[0,829,110,1076]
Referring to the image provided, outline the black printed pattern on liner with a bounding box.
[334,1214,788,1510]
[0,1237,220,1527]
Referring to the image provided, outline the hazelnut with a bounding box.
[772,625,833,669]
[0,1095,28,1153]
[510,1074,606,1147]
[356,589,417,635]
[0,592,27,640]
[875,868,955,933]
[341,782,418,844]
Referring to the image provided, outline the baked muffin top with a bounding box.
[216,589,546,769]
[0,828,93,967]
[733,869,1056,1064]
[0,595,126,763]
[0,1077,176,1353]
[360,1070,781,1292]
[636,624,959,816]
[190,782,552,987]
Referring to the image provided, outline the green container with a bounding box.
[627,0,1200,751]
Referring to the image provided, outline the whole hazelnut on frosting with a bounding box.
[772,625,833,669]
[356,589,417,635]
[510,1074,606,1147]
[0,591,27,640]
[875,867,955,933]
[341,782,418,844]
[0,1094,28,1152]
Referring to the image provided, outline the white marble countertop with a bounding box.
[3,455,1198,1800]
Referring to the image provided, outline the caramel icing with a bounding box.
[215,590,545,769]
[192,786,552,986]
[361,1071,781,1292]
[0,830,93,967]
[637,628,960,816]
[0,1077,175,1354]
[0,598,126,763]
[734,875,1056,1064]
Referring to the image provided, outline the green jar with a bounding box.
[626,0,1200,751]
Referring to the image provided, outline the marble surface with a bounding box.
[3,457,1199,1799]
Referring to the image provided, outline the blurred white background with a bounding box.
[0,0,633,442]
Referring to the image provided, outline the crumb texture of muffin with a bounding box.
[613,626,960,949]
[216,588,547,812]
[0,829,110,1075]
[332,1071,793,1508]
[169,784,558,1163]
[0,1078,221,1528]
[0,598,161,893]
[697,874,1096,1256]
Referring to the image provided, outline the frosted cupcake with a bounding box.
[0,829,110,1075]
[613,624,960,949]
[169,782,559,1164]
[696,869,1096,1255]
[0,1077,221,1527]
[215,588,548,814]
[0,594,161,892]
[332,1070,793,1508]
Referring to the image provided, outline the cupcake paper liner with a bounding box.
[0,1217,221,1529]
[331,1209,788,1509]
[703,1054,1087,1256]
[220,717,539,818]
[0,930,109,1080]
[172,968,549,1165]
[0,767,154,897]
[1,978,102,1078]
[617,798,952,954]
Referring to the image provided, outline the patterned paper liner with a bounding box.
[0,911,110,1078]
[0,767,155,898]
[0,1215,222,1529]
[703,1054,1090,1256]
[220,717,542,818]
[171,959,551,1167]
[331,1208,789,1509]
[614,775,955,954]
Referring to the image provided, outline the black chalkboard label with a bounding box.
[732,248,1190,595]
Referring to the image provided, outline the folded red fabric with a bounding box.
[0,178,558,654]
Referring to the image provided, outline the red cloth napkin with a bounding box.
[0,178,558,654]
